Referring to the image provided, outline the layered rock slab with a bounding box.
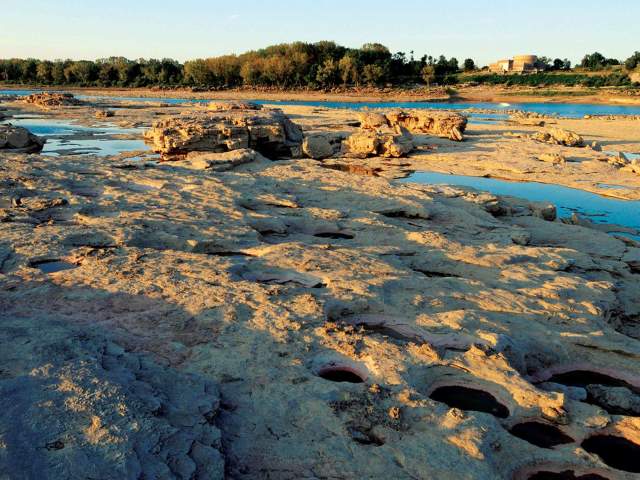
[359,110,468,141]
[144,107,303,159]
[342,130,414,158]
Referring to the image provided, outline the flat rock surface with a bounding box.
[0,96,639,479]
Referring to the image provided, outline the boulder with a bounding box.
[207,101,262,111]
[95,109,115,118]
[302,133,339,160]
[342,132,379,159]
[589,141,602,152]
[510,111,547,126]
[531,128,584,147]
[537,153,566,164]
[342,131,413,158]
[384,110,467,141]
[0,124,45,153]
[358,112,390,130]
[144,107,303,159]
[21,92,83,108]
[379,131,414,158]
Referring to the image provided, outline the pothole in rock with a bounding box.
[547,371,634,390]
[526,471,610,480]
[429,385,509,418]
[29,259,78,274]
[317,365,367,384]
[378,209,428,220]
[509,421,574,449]
[412,267,461,278]
[581,435,640,473]
[313,232,355,240]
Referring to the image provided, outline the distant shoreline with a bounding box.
[2,84,640,106]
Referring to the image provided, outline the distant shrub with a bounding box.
[464,72,631,87]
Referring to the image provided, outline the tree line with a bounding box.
[1,42,638,89]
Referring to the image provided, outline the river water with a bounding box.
[3,89,640,118]
[2,89,639,232]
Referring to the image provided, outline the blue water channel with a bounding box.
[3,89,640,118]
[401,172,640,233]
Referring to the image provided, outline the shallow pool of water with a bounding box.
[400,171,640,231]
[1,116,147,156]
[43,137,149,156]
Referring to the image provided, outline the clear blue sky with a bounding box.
[2,0,638,65]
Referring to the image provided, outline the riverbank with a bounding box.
[2,83,640,106]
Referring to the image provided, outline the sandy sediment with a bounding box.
[0,95,639,479]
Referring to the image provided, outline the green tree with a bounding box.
[338,54,359,85]
[362,64,385,85]
[421,65,436,87]
[581,52,606,70]
[98,62,119,86]
[239,56,265,86]
[21,59,38,82]
[316,58,339,87]
[184,59,213,85]
[36,61,53,84]
[463,58,475,72]
[51,61,67,84]
[68,61,98,84]
[581,52,618,71]
[625,51,640,70]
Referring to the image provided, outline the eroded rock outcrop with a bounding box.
[22,92,83,108]
[386,110,467,141]
[358,112,390,130]
[207,101,262,111]
[0,124,45,153]
[144,107,303,159]
[342,130,413,158]
[532,127,584,147]
[302,133,341,159]
[359,110,467,141]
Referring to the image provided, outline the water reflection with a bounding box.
[401,171,640,231]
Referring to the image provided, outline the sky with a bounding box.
[2,0,638,66]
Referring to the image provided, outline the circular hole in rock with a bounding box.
[29,259,77,274]
[317,365,366,384]
[509,422,574,449]
[527,471,609,480]
[313,232,354,240]
[429,385,509,418]
[581,435,640,473]
[547,371,634,391]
